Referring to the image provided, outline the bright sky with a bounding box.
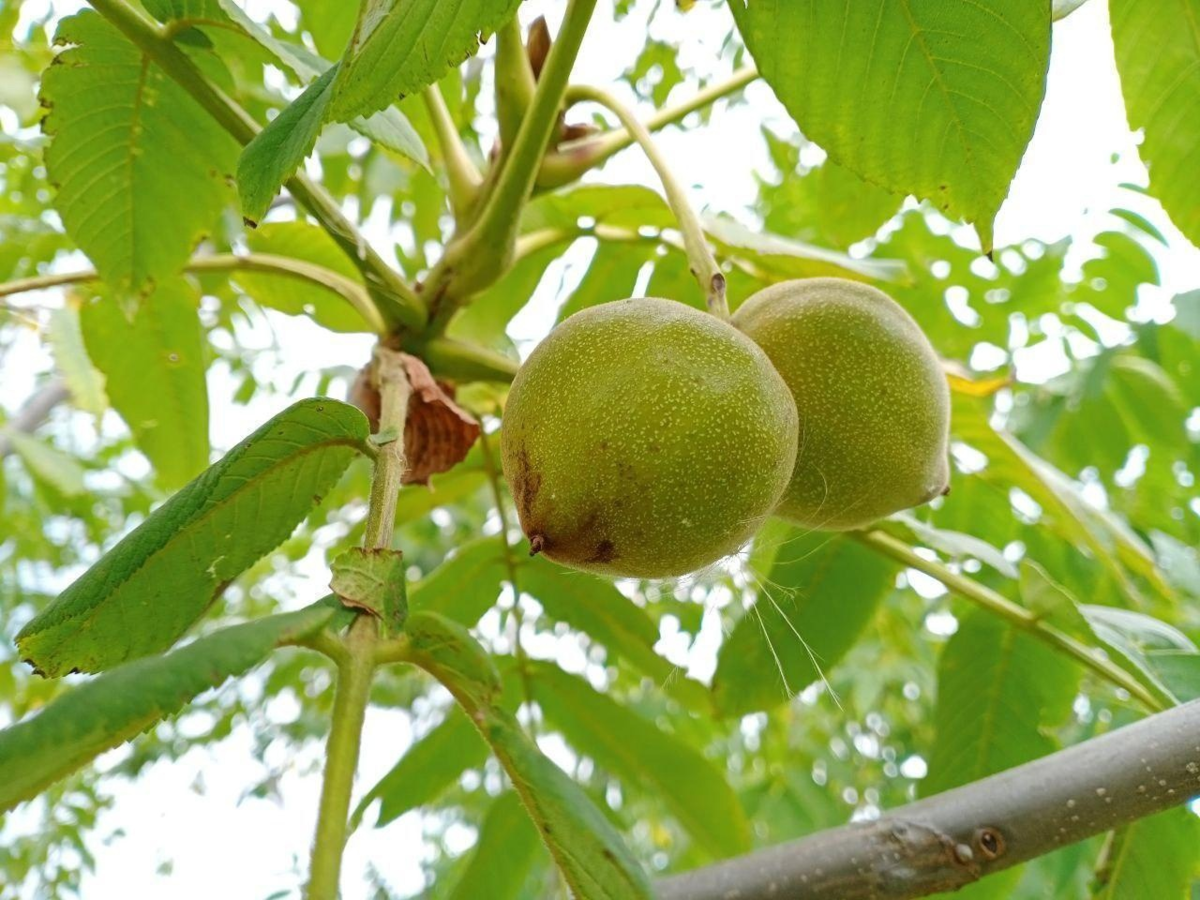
[4,1,1200,898]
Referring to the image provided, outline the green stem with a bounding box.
[854,529,1165,712]
[422,85,483,223]
[494,13,537,159]
[306,616,376,900]
[565,84,728,317]
[362,347,412,549]
[411,336,519,384]
[539,66,758,188]
[86,0,425,333]
[421,0,598,329]
[306,345,414,897]
[0,254,386,334]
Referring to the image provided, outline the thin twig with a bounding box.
[854,529,1165,712]
[565,84,727,318]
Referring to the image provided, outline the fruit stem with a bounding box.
[854,529,1166,712]
[539,65,759,188]
[565,84,729,319]
[422,84,483,225]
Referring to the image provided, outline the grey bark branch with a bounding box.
[0,379,69,459]
[658,699,1200,900]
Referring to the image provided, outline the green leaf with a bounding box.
[406,625,651,899]
[953,395,1170,603]
[730,0,1051,250]
[712,529,897,716]
[407,610,502,710]
[293,0,357,59]
[478,707,654,900]
[532,663,751,859]
[409,536,510,627]
[47,305,107,417]
[16,399,369,676]
[233,221,369,333]
[557,241,655,322]
[1093,808,1200,899]
[238,67,338,226]
[1111,0,1200,249]
[79,279,210,489]
[40,11,239,288]
[522,184,676,235]
[519,557,710,712]
[328,0,523,122]
[440,791,546,900]
[348,106,429,169]
[1144,650,1200,702]
[701,215,906,283]
[923,609,1079,798]
[355,705,489,828]
[330,547,407,635]
[449,243,563,353]
[0,602,334,813]
[6,432,87,499]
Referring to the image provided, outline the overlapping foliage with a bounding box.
[1,0,1199,898]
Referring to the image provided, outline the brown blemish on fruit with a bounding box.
[586,539,616,564]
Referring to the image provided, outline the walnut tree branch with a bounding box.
[657,698,1200,900]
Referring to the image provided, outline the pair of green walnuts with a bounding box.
[501,277,951,579]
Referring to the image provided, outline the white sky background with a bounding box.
[3,0,1200,898]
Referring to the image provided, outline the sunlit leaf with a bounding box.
[730,0,1051,249]
[1093,808,1200,899]
[1112,0,1200,248]
[40,12,239,288]
[441,792,547,900]
[329,0,523,121]
[80,280,210,489]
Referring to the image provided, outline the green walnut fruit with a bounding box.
[732,277,950,531]
[501,297,799,579]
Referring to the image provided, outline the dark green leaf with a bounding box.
[440,791,546,900]
[0,602,334,813]
[532,663,751,858]
[478,707,654,900]
[713,529,897,716]
[238,66,338,225]
[17,399,368,676]
[330,547,407,635]
[355,705,488,828]
[923,609,1079,798]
